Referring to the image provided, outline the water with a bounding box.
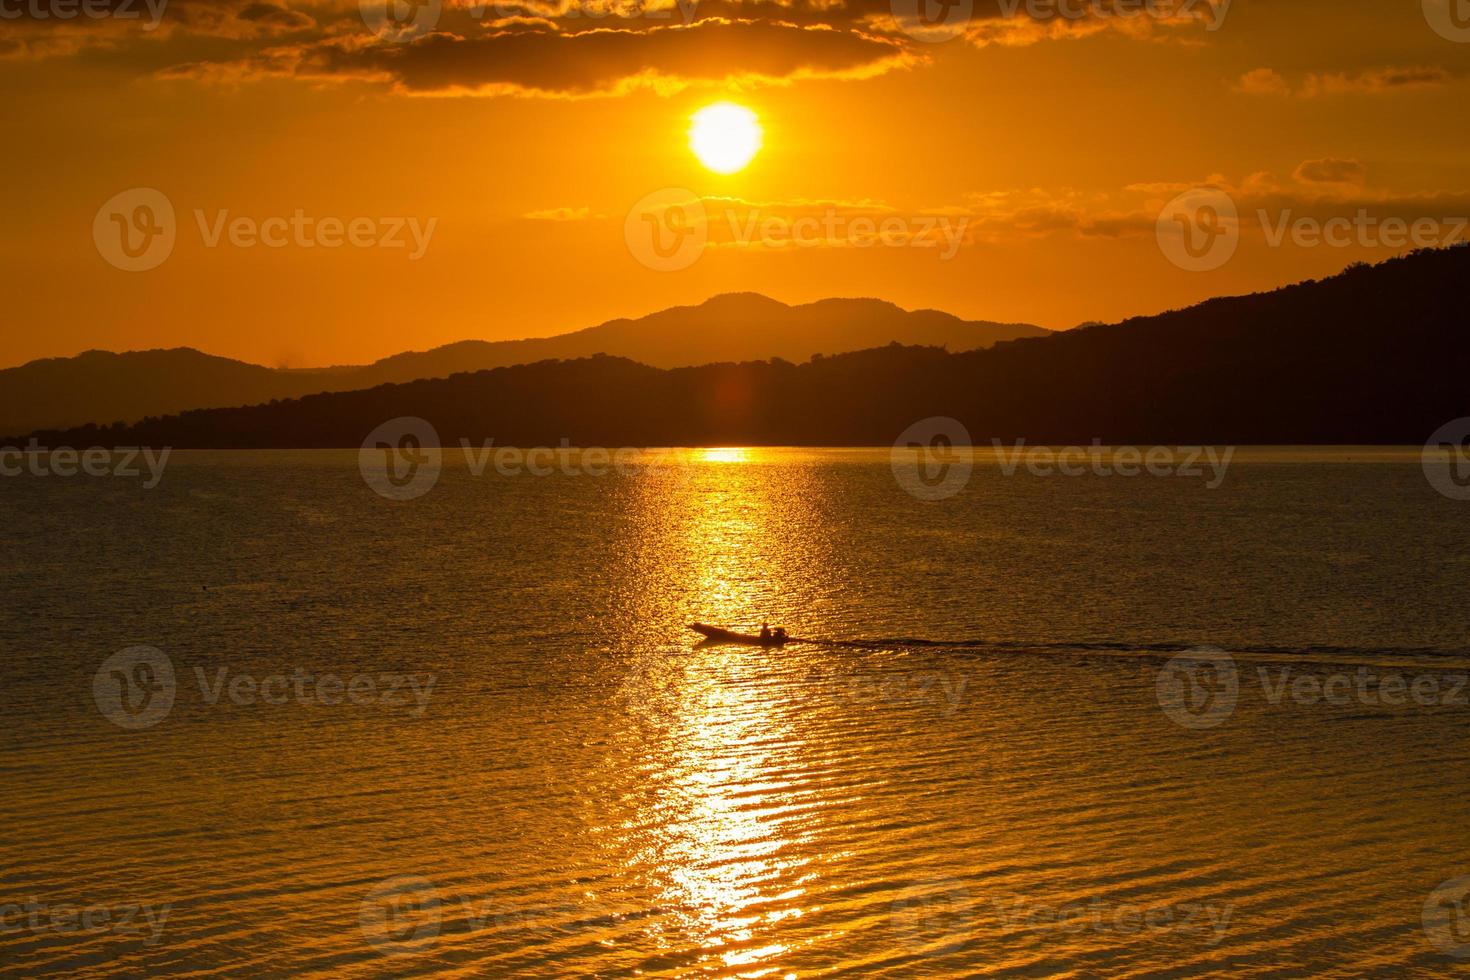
[2,448,1468,977]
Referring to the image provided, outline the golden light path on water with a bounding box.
[608,448,820,975]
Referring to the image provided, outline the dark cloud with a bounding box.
[169,18,914,95]
[6,0,1235,93]
[236,2,316,28]
[1293,158,1367,186]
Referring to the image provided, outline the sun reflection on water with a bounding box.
[700,448,752,464]
[605,449,830,973]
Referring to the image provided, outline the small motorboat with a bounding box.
[689,623,791,647]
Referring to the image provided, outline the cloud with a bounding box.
[1293,158,1366,187]
[6,0,1239,99]
[524,206,594,220]
[236,3,318,29]
[162,18,917,96]
[1302,65,1454,96]
[534,163,1470,260]
[1237,65,1456,98]
[1233,67,1288,96]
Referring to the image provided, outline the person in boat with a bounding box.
[760,622,771,641]
[772,627,787,643]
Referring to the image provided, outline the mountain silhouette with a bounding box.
[17,248,1470,448]
[0,295,1044,437]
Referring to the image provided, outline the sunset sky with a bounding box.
[5,0,1469,368]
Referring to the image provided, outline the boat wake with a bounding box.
[785,636,1470,669]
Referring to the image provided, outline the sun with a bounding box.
[689,103,762,174]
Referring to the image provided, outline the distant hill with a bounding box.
[347,293,1046,387]
[0,349,332,440]
[24,248,1470,448]
[0,295,1044,437]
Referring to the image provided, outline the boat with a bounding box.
[689,623,791,646]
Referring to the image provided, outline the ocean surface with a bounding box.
[2,447,1469,977]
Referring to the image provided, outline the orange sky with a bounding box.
[3,0,1469,368]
